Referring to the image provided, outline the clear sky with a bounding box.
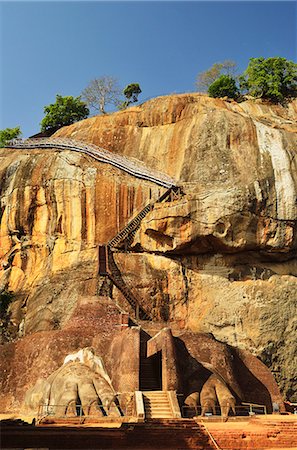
[0,1,296,137]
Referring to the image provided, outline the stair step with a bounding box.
[144,396,169,399]
[146,415,174,418]
[144,408,172,412]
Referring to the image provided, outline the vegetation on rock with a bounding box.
[0,126,21,147]
[197,56,297,103]
[118,83,142,110]
[81,76,121,114]
[123,83,142,103]
[196,60,237,91]
[40,95,89,131]
[239,57,297,102]
[208,75,239,99]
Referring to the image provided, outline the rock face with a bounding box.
[0,94,296,408]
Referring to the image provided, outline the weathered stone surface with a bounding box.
[0,94,296,408]
[25,347,118,417]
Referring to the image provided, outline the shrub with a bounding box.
[208,75,239,99]
[240,57,297,102]
[0,126,21,147]
[40,95,89,132]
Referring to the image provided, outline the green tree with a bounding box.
[240,57,297,102]
[208,75,239,99]
[40,95,89,132]
[196,60,237,91]
[123,83,142,105]
[0,126,21,147]
[81,76,121,114]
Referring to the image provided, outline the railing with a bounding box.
[100,186,184,321]
[181,404,267,418]
[241,402,267,415]
[37,402,125,424]
[106,249,151,320]
[108,186,183,250]
[7,137,176,189]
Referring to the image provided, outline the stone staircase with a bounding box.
[143,391,174,419]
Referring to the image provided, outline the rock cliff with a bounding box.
[0,93,296,409]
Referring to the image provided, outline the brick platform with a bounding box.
[1,415,297,449]
[199,415,297,449]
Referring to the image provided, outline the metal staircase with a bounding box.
[98,186,183,321]
[7,136,185,323]
[106,250,151,320]
[108,186,181,250]
[108,203,152,249]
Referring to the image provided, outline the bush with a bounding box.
[208,75,239,99]
[240,57,297,102]
[0,127,21,147]
[40,95,89,132]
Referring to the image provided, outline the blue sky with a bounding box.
[0,1,296,137]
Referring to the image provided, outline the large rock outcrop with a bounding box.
[0,94,296,409]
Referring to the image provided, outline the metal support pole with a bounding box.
[136,304,139,320]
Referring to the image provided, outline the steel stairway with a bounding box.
[108,187,181,250]
[106,250,151,320]
[98,186,183,321]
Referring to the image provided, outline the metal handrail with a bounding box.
[6,137,176,189]
[181,404,267,418]
[241,402,267,415]
[37,402,125,424]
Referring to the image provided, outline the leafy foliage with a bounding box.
[208,75,239,99]
[81,76,121,114]
[40,95,89,131]
[0,290,14,343]
[240,57,297,102]
[117,83,142,110]
[196,60,237,91]
[0,126,21,147]
[123,83,142,104]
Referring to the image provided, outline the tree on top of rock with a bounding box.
[0,126,22,147]
[81,76,122,114]
[208,75,239,99]
[123,83,142,104]
[40,95,89,132]
[240,57,297,102]
[195,60,237,92]
[118,83,142,110]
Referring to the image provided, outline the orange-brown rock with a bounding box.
[0,94,296,411]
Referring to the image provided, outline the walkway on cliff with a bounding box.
[7,137,180,322]
[6,138,176,189]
